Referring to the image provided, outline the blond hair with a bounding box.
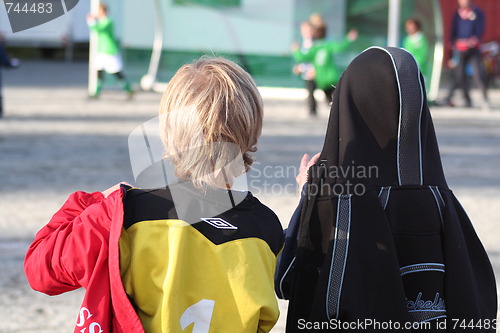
[159,57,263,189]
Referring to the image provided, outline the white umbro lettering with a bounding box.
[201,218,238,230]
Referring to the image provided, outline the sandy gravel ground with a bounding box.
[0,61,499,332]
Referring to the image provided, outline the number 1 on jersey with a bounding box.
[180,299,215,333]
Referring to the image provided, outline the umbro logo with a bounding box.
[201,217,238,230]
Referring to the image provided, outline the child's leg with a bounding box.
[114,72,133,94]
[457,51,472,107]
[468,49,489,103]
[92,70,105,97]
[306,80,317,116]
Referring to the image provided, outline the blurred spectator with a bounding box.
[447,0,488,108]
[87,4,133,99]
[0,42,20,118]
[402,18,429,82]
[293,21,317,116]
[292,14,358,116]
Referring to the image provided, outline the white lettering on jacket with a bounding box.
[76,307,104,333]
[76,307,93,327]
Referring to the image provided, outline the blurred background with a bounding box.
[0,1,499,332]
[1,0,500,95]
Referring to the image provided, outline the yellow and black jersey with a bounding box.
[119,184,284,333]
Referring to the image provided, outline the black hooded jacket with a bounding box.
[276,47,497,332]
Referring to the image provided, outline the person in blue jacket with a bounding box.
[448,0,488,108]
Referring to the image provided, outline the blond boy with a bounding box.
[25,57,284,333]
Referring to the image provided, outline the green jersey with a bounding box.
[89,17,120,55]
[293,38,352,90]
[402,32,429,79]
